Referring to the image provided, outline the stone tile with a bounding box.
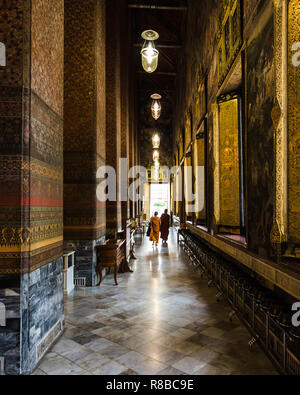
[189,346,221,364]
[117,334,152,350]
[131,358,168,375]
[116,351,148,370]
[92,326,123,338]
[84,338,118,353]
[64,326,87,339]
[78,321,106,331]
[51,338,83,354]
[76,352,112,372]
[154,349,186,364]
[93,361,128,376]
[186,333,224,348]
[32,229,277,376]
[73,333,101,346]
[170,328,197,340]
[170,341,203,356]
[158,367,186,375]
[134,343,169,359]
[172,356,206,374]
[200,327,225,339]
[153,335,181,348]
[193,363,231,375]
[38,354,86,376]
[31,368,47,375]
[60,345,94,363]
[119,369,138,375]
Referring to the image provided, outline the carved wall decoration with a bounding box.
[179,133,184,163]
[272,0,300,259]
[271,0,288,257]
[218,94,240,231]
[175,149,180,215]
[195,124,206,224]
[184,153,193,218]
[212,102,221,226]
[64,0,107,242]
[194,78,207,133]
[217,0,242,86]
[287,0,300,251]
[0,0,64,275]
[185,111,192,152]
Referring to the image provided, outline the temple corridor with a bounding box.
[1,0,300,377]
[33,230,276,376]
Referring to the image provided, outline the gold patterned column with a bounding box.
[271,0,288,255]
[212,102,220,227]
[271,0,300,259]
[287,0,300,252]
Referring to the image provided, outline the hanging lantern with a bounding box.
[153,150,160,161]
[151,94,162,120]
[152,133,160,149]
[141,30,159,73]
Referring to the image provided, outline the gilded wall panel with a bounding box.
[212,102,220,224]
[185,112,192,152]
[195,133,206,223]
[218,97,240,228]
[287,0,300,244]
[184,156,193,217]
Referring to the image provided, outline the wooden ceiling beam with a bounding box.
[133,42,182,49]
[128,4,187,11]
[138,74,174,102]
[137,70,176,76]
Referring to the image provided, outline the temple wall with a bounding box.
[0,0,64,374]
[173,0,276,259]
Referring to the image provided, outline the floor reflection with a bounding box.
[33,229,277,376]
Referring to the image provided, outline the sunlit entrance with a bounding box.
[149,183,170,218]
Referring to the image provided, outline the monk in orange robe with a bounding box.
[150,212,160,246]
[160,209,170,242]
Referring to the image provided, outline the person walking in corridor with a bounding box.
[150,212,160,247]
[161,209,170,243]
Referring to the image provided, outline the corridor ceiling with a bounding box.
[128,0,187,167]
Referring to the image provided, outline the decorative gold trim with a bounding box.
[212,102,220,225]
[218,0,242,86]
[271,0,290,258]
[287,0,300,250]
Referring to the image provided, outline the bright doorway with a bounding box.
[150,183,170,218]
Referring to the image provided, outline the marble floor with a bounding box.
[33,229,278,375]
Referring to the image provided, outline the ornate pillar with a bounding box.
[0,0,64,374]
[271,0,300,260]
[64,0,106,285]
[105,0,123,237]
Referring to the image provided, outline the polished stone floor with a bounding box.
[33,229,277,375]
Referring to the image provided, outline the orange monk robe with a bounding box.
[150,216,160,243]
[160,213,170,241]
